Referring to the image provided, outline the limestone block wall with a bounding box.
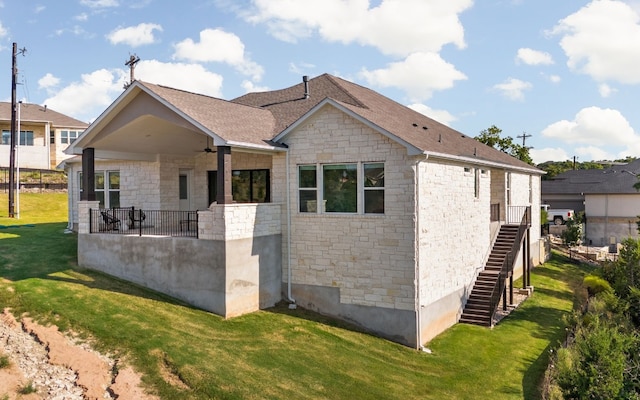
[418,161,490,307]
[284,105,416,311]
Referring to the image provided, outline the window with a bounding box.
[299,162,385,214]
[60,130,80,144]
[1,130,34,146]
[364,163,384,213]
[79,171,120,208]
[506,172,512,205]
[298,165,317,212]
[207,169,270,205]
[323,164,357,213]
[474,168,480,199]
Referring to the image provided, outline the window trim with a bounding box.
[298,161,385,215]
[79,170,120,209]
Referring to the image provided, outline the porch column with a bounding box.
[81,147,95,201]
[216,146,233,204]
[525,229,531,287]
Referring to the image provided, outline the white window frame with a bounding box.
[298,162,385,215]
[79,170,120,209]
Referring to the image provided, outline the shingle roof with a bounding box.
[139,82,276,147]
[0,102,88,128]
[542,159,640,195]
[232,74,540,172]
[125,74,541,172]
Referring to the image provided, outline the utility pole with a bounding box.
[123,54,140,89]
[517,132,532,148]
[8,43,26,217]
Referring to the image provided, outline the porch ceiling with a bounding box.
[88,115,211,156]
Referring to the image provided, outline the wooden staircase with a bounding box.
[460,225,520,326]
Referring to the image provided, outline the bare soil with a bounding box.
[0,308,159,400]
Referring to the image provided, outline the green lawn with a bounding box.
[0,193,591,399]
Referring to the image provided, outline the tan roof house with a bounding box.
[0,102,88,170]
[64,74,544,348]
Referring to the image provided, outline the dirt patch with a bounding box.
[0,308,159,399]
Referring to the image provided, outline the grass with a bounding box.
[0,355,10,369]
[17,380,36,394]
[0,193,592,399]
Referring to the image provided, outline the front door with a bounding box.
[179,170,191,211]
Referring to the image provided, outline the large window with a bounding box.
[79,171,120,208]
[60,130,80,144]
[299,162,384,214]
[1,130,34,146]
[207,169,270,205]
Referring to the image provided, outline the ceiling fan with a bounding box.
[203,136,215,153]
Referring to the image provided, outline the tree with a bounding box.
[474,125,533,165]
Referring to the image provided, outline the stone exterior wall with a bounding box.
[416,161,490,342]
[284,105,416,315]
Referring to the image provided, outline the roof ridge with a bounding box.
[321,74,368,109]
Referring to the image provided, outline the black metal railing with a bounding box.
[89,207,198,238]
[488,206,531,322]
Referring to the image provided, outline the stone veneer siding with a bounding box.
[282,105,417,344]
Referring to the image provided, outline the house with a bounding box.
[0,102,89,170]
[542,159,640,246]
[63,74,544,348]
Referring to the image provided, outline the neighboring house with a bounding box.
[0,102,88,170]
[64,74,544,348]
[542,159,640,246]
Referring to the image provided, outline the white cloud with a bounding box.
[492,78,532,101]
[407,103,456,126]
[574,145,616,161]
[173,28,264,81]
[34,5,46,13]
[549,75,561,83]
[74,13,89,21]
[135,60,224,98]
[515,48,554,65]
[80,0,119,7]
[38,73,60,91]
[541,107,639,150]
[241,80,269,93]
[289,62,316,75]
[106,23,162,47]
[243,0,472,57]
[598,83,617,97]
[360,52,467,102]
[43,69,125,122]
[552,0,640,84]
[0,21,7,38]
[530,147,570,164]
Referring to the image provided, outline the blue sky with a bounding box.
[1,0,639,164]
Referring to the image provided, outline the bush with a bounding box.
[554,320,629,399]
[583,274,613,297]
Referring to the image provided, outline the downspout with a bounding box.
[414,158,422,350]
[285,146,296,307]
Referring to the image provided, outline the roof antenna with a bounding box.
[303,75,309,99]
[124,54,141,90]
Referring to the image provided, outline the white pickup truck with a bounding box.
[541,204,574,225]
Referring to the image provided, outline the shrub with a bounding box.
[583,274,613,297]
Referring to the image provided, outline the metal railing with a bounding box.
[488,206,531,322]
[89,207,198,238]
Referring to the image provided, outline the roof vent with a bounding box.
[303,76,309,99]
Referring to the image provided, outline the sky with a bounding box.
[1,0,640,165]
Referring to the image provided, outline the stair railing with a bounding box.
[488,206,531,323]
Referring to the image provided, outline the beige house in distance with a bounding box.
[64,74,544,348]
[0,102,88,170]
